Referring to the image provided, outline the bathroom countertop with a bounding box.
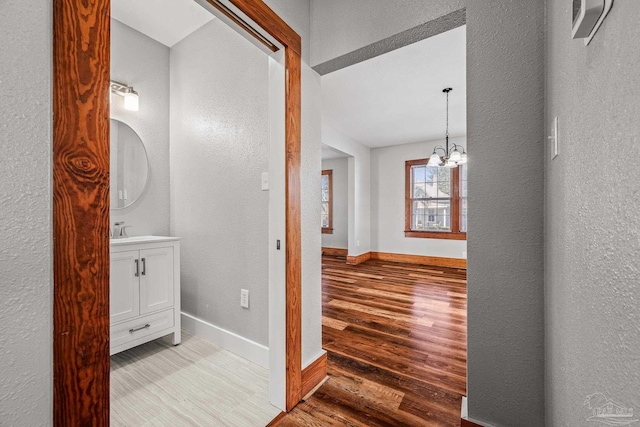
[110,235,181,246]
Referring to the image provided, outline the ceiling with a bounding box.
[111,0,214,47]
[321,25,466,149]
[321,145,350,160]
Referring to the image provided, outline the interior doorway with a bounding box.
[52,0,306,423]
[295,23,469,425]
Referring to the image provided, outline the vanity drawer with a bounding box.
[111,309,174,350]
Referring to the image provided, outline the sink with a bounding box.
[110,235,180,245]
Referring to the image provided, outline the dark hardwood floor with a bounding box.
[279,255,467,426]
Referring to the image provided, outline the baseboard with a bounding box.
[460,397,491,427]
[181,312,269,369]
[370,251,467,269]
[346,252,371,265]
[322,247,348,257]
[301,351,327,398]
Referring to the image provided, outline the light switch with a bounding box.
[261,172,269,190]
[241,289,250,308]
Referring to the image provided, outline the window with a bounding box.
[321,170,333,234]
[405,159,466,240]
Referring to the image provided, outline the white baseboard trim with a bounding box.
[181,312,269,369]
[461,396,468,419]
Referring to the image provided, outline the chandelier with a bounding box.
[427,88,467,168]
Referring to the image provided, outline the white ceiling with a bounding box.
[111,0,214,47]
[322,25,466,149]
[321,145,350,160]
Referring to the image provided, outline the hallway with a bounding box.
[280,255,467,426]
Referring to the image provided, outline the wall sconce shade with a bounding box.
[110,81,139,112]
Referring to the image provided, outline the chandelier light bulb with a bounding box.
[427,153,441,167]
[458,152,468,164]
[450,149,462,162]
[444,160,458,168]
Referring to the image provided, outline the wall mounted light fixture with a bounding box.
[110,81,139,111]
[427,88,467,168]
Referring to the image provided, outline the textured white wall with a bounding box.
[466,1,545,426]
[321,157,349,250]
[371,138,467,259]
[322,127,371,256]
[545,2,640,426]
[170,20,270,346]
[310,0,465,67]
[110,19,170,236]
[0,0,52,425]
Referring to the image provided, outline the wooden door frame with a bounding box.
[53,0,302,424]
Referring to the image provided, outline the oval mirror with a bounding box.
[110,119,149,209]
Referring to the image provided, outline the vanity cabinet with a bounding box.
[110,236,181,355]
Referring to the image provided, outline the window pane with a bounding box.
[321,175,329,202]
[431,199,451,231]
[460,164,467,232]
[460,197,468,232]
[460,164,467,198]
[321,201,329,227]
[412,199,451,231]
[413,165,426,184]
[413,165,451,199]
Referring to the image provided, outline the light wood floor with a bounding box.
[110,330,281,426]
[279,255,467,426]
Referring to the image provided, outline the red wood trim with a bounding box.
[405,158,464,237]
[53,0,111,424]
[284,46,302,411]
[370,251,467,269]
[461,418,484,427]
[322,247,348,257]
[266,412,287,426]
[300,353,328,398]
[405,231,467,240]
[346,252,372,265]
[322,169,333,233]
[229,0,302,56]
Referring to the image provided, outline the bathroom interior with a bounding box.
[108,0,285,424]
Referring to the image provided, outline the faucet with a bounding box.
[112,222,131,239]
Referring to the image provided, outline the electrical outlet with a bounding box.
[240,289,250,308]
[357,240,360,247]
[261,172,269,190]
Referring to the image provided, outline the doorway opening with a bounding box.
[52,0,306,423]
[297,23,468,425]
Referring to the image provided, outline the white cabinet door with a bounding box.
[110,250,140,323]
[139,247,174,314]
